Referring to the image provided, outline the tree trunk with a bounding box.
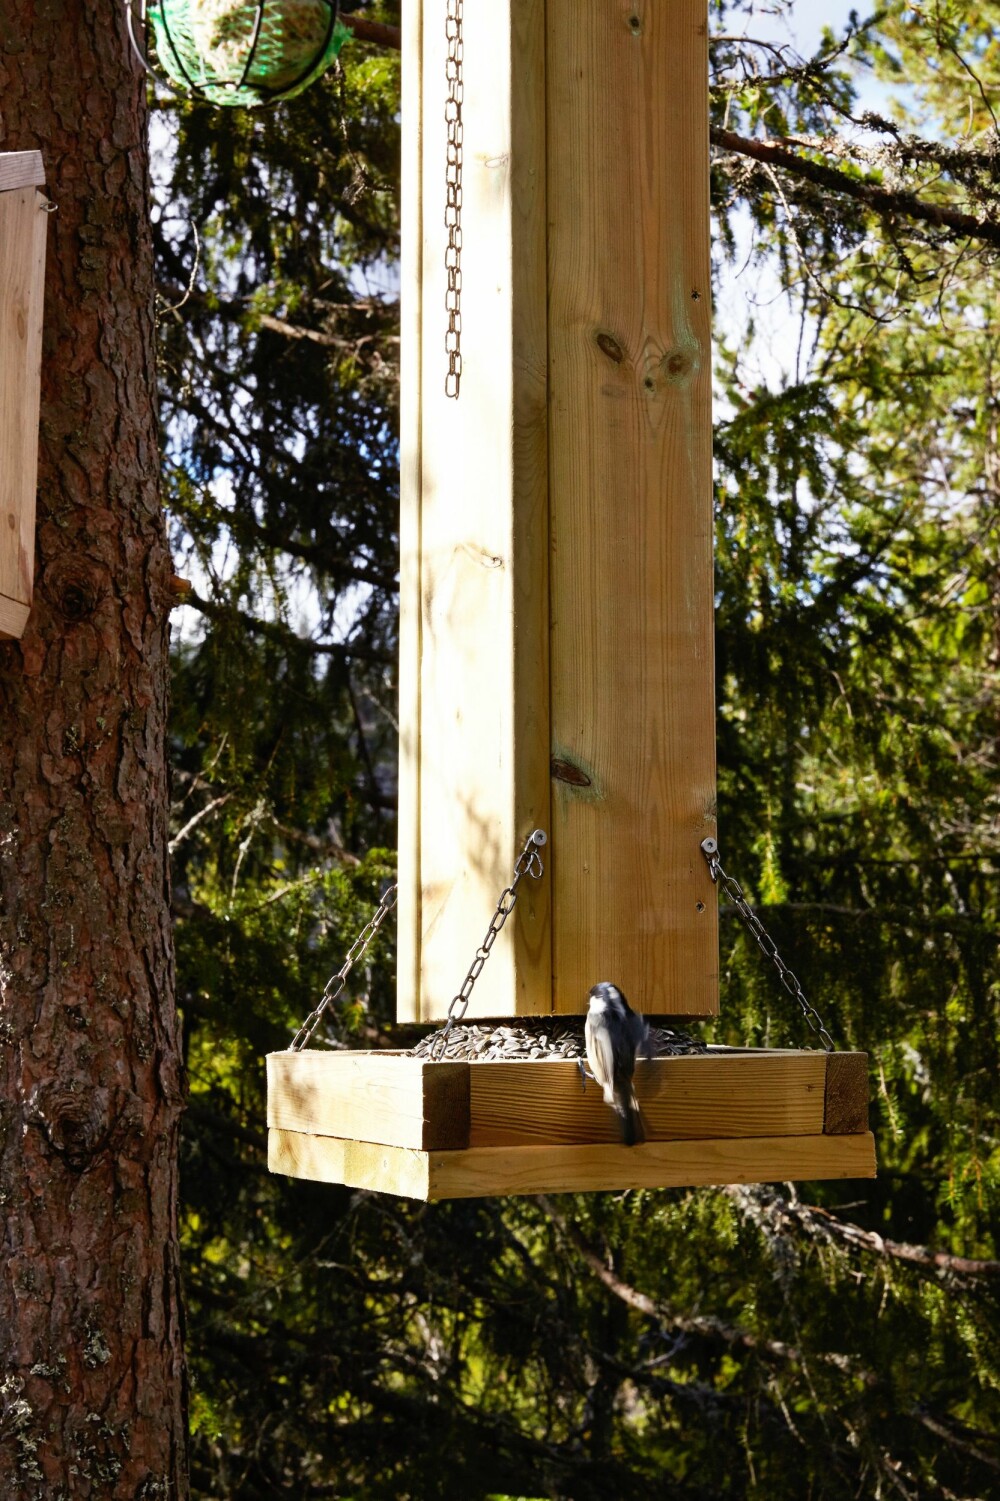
[0,4,188,1497]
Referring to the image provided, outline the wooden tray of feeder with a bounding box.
[267,1045,875,1201]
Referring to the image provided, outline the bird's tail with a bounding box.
[614,1086,644,1147]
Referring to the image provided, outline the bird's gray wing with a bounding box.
[628,1010,650,1058]
[586,1021,617,1105]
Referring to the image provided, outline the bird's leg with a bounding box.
[577,1059,595,1093]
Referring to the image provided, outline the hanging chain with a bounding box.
[432,829,547,1056]
[289,883,398,1051]
[700,837,835,1051]
[444,0,464,398]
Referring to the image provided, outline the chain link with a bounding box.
[444,0,464,398]
[700,837,835,1051]
[289,883,398,1051]
[432,829,547,1056]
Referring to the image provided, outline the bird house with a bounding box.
[267,0,876,1198]
[0,152,47,642]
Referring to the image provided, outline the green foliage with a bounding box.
[156,2,1000,1496]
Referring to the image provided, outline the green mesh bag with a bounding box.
[147,0,348,107]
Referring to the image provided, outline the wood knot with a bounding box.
[595,331,626,365]
[660,347,698,384]
[43,556,107,621]
[29,1083,112,1168]
[551,757,592,788]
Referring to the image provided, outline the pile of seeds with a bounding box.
[409,1016,708,1062]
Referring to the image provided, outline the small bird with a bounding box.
[584,982,649,1146]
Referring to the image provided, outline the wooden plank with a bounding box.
[0,151,45,193]
[467,1051,829,1146]
[266,1051,470,1149]
[397,0,424,1019]
[546,0,718,1013]
[0,595,30,639]
[267,1047,867,1149]
[268,1129,877,1200]
[397,0,550,1021]
[0,184,47,641]
[824,1051,870,1134]
[426,1132,877,1199]
[268,1129,432,1199]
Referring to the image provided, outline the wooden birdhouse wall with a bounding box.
[0,152,47,642]
[398,1,718,1023]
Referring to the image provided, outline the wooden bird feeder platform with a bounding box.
[268,1048,874,1201]
[267,0,877,1200]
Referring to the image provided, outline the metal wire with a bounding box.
[289,882,398,1051]
[289,828,547,1056]
[431,829,547,1056]
[444,0,464,397]
[700,837,835,1051]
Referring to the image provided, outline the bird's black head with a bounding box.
[588,981,631,1010]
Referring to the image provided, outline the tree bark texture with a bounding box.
[0,4,188,1498]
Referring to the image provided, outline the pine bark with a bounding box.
[0,4,188,1497]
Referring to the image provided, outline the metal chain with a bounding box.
[432,829,547,1056]
[289,883,398,1051]
[700,837,835,1051]
[444,0,464,398]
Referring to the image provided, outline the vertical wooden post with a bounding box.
[545,2,717,1012]
[0,151,47,641]
[399,1,718,1021]
[399,0,551,1020]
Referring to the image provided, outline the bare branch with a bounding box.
[256,310,398,351]
[181,587,394,666]
[536,1196,867,1377]
[342,14,401,50]
[711,125,1000,252]
[168,793,232,853]
[726,1186,1000,1284]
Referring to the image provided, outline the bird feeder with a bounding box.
[128,0,348,106]
[0,152,47,642]
[266,0,876,1198]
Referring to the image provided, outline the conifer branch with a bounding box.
[536,1196,865,1376]
[727,1186,1000,1284]
[711,125,1000,251]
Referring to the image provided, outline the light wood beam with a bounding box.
[266,1051,469,1149]
[268,1128,877,1200]
[546,0,718,1013]
[398,0,550,1020]
[0,151,45,193]
[0,157,48,641]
